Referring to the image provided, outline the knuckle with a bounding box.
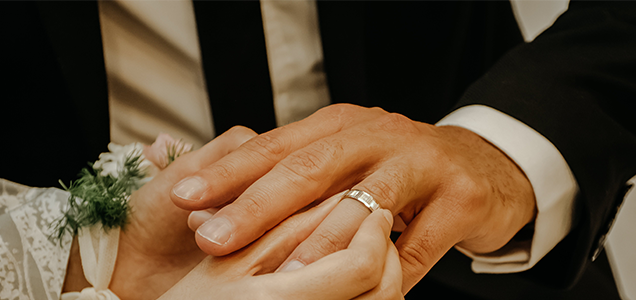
[349,252,383,288]
[278,140,340,183]
[319,103,383,123]
[310,227,351,256]
[375,113,418,134]
[445,171,489,213]
[225,126,257,149]
[361,167,412,210]
[321,103,360,116]
[285,150,322,174]
[398,240,434,274]
[316,104,360,128]
[315,104,388,130]
[245,133,288,160]
[237,189,274,220]
[226,125,256,137]
[364,180,400,211]
[368,106,389,114]
[421,142,445,163]
[203,162,236,181]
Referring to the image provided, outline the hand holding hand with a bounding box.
[161,200,401,300]
[63,127,257,299]
[171,104,536,294]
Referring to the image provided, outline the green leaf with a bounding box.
[51,150,147,244]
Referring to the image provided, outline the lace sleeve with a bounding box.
[0,179,73,300]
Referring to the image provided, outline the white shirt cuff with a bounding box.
[436,104,579,273]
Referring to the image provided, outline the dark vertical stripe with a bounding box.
[193,1,277,135]
[0,1,109,187]
[35,1,110,155]
[316,1,369,107]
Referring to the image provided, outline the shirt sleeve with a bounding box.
[436,104,579,273]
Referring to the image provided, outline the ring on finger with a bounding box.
[342,189,381,212]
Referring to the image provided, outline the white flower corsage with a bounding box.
[52,134,192,242]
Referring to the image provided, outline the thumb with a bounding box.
[127,128,256,249]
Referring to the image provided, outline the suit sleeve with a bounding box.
[455,0,636,288]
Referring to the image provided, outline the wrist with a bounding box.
[62,236,91,293]
[439,125,536,253]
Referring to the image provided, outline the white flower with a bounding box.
[93,143,155,178]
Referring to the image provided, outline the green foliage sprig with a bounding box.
[166,138,190,166]
[52,151,147,243]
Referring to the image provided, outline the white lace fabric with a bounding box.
[0,179,73,300]
[0,179,120,300]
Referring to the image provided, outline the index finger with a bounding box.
[170,104,384,210]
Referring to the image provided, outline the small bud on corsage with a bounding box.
[143,133,193,169]
[51,134,193,243]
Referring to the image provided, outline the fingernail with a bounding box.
[188,209,219,229]
[173,176,207,201]
[197,217,233,245]
[278,259,305,272]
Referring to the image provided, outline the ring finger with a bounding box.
[277,160,432,272]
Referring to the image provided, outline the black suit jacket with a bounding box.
[1,1,634,298]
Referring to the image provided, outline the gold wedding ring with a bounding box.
[342,189,381,212]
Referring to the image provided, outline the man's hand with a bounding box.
[170,104,536,293]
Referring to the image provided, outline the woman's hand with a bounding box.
[111,127,257,299]
[160,201,402,300]
[62,127,257,299]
